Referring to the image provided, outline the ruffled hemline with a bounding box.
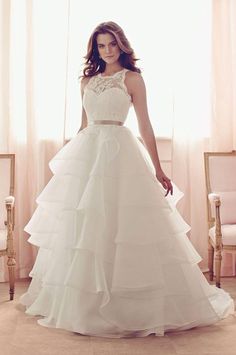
[20,125,235,337]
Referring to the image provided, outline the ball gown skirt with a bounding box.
[19,123,234,338]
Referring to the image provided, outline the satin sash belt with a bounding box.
[89,120,124,126]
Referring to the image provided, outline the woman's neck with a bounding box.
[103,64,123,75]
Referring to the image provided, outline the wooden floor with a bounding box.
[0,276,236,355]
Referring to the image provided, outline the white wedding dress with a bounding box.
[19,68,234,338]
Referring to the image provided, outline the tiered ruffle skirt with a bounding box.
[19,125,234,338]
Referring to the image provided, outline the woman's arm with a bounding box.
[77,77,89,134]
[126,72,173,196]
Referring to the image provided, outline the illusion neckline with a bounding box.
[99,68,126,78]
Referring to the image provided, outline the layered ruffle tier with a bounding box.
[19,125,234,338]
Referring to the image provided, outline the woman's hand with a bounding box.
[155,170,173,196]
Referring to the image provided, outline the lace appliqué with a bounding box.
[85,70,131,100]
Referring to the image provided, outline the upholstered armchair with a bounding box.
[0,154,16,300]
[204,151,236,288]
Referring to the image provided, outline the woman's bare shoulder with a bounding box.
[80,76,93,95]
[81,76,91,88]
[126,69,142,79]
[126,70,144,85]
[125,70,144,95]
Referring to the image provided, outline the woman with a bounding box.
[20,21,234,338]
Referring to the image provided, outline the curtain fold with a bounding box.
[0,0,69,281]
[1,0,236,281]
[172,0,236,273]
[211,0,236,151]
[171,0,212,270]
[208,0,236,275]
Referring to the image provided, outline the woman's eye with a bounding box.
[98,43,116,49]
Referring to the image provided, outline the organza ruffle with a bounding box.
[20,125,234,338]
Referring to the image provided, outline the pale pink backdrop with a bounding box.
[0,0,236,282]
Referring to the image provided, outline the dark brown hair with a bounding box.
[82,21,141,78]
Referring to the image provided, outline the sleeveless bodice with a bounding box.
[83,68,132,124]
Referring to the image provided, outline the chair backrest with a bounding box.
[204,151,236,227]
[0,154,15,230]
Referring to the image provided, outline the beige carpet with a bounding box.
[0,276,236,355]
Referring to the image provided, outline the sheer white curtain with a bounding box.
[211,0,236,151]
[0,0,215,280]
[171,1,212,270]
[0,0,70,281]
[209,0,236,275]
[172,0,236,273]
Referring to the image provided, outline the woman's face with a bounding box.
[96,33,121,65]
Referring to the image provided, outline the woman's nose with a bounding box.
[105,46,111,54]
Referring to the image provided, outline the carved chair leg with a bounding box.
[208,239,214,281]
[7,256,16,300]
[215,250,222,288]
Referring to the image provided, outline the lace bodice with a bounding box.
[83,68,132,124]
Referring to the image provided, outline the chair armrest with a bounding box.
[4,196,15,230]
[5,196,15,207]
[208,193,220,204]
[208,194,222,249]
[208,193,221,219]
